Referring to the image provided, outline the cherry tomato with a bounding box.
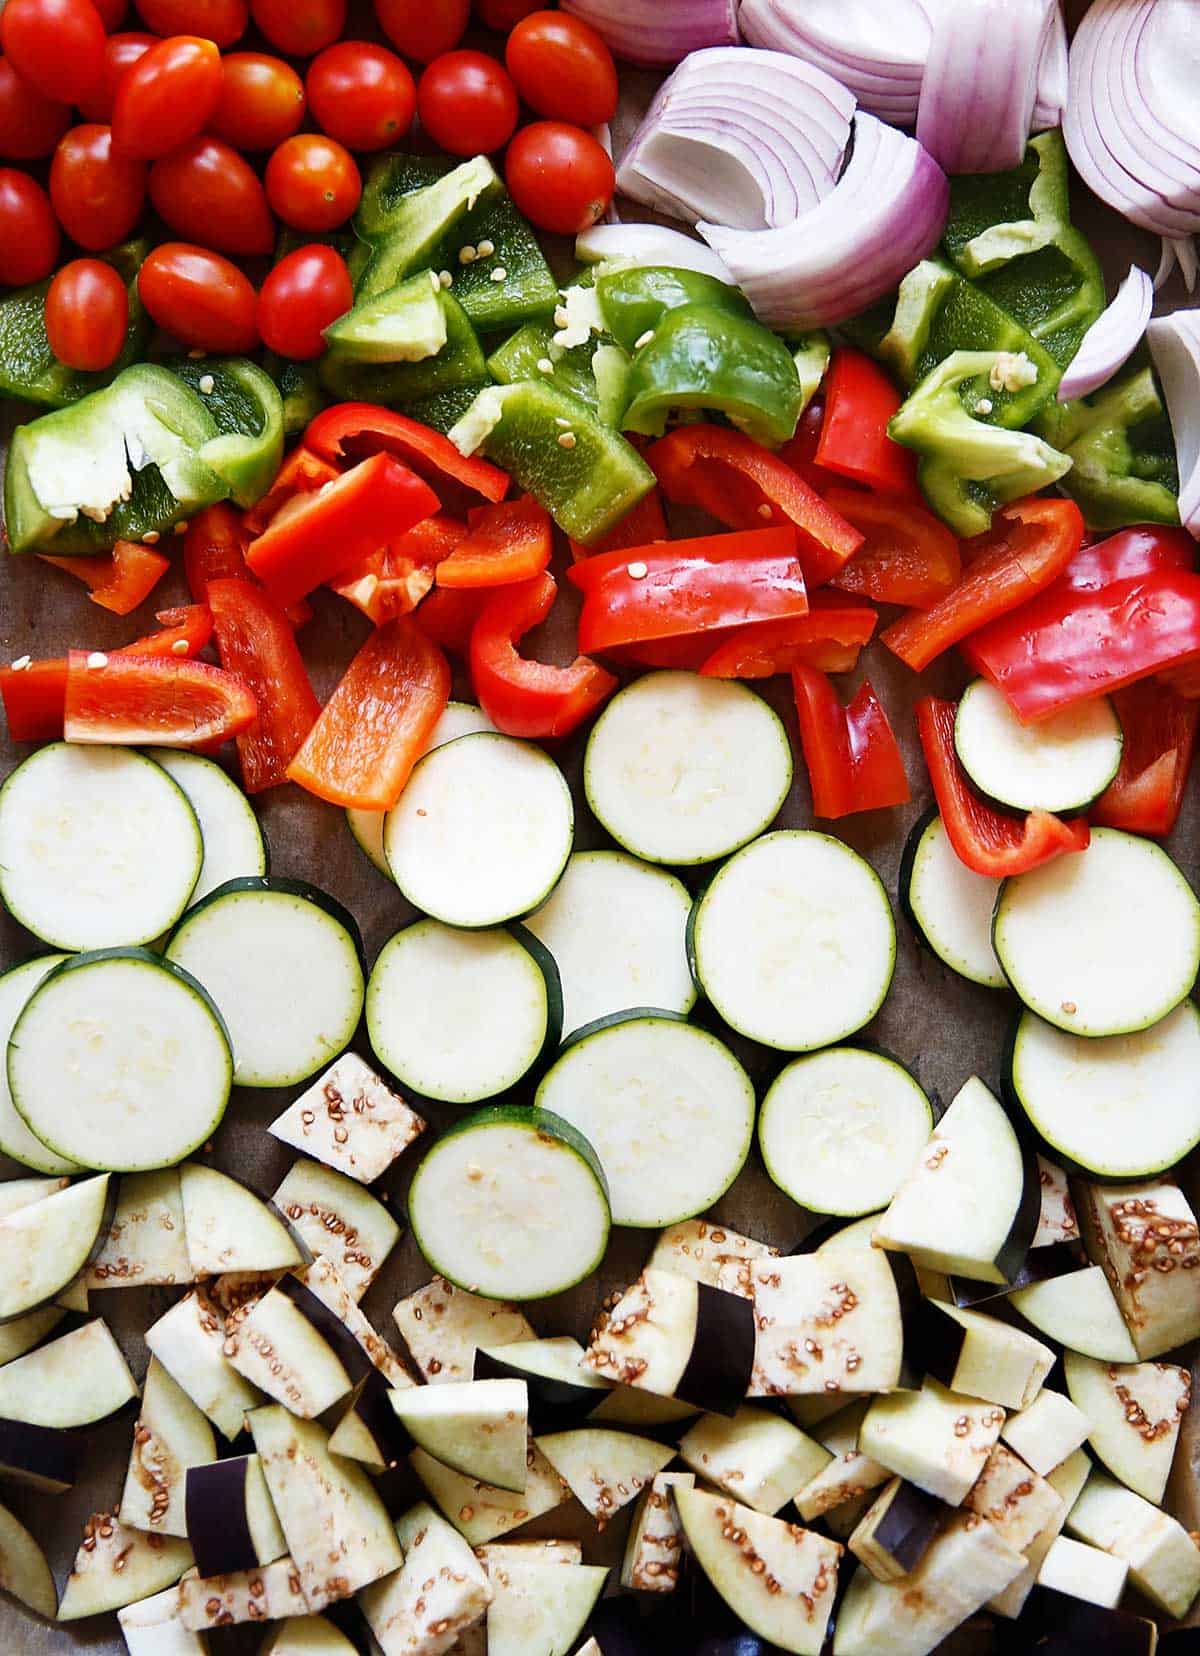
[50,124,147,251]
[92,0,127,29]
[0,169,58,285]
[374,0,467,64]
[45,258,129,370]
[0,0,106,105]
[211,51,305,150]
[257,242,351,360]
[76,33,156,124]
[265,132,360,231]
[505,119,613,235]
[505,12,617,126]
[476,0,542,29]
[417,50,518,157]
[306,41,415,153]
[134,0,246,43]
[111,36,223,160]
[250,0,344,58]
[138,242,258,351]
[149,135,274,256]
[0,56,70,160]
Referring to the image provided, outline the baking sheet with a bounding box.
[4,29,1200,1653]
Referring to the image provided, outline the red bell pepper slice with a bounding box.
[184,503,252,600]
[882,497,1085,673]
[287,617,450,810]
[39,539,170,617]
[825,488,962,609]
[917,695,1090,877]
[814,349,920,498]
[129,603,214,657]
[246,453,440,610]
[569,527,808,654]
[647,424,863,587]
[63,648,257,749]
[962,524,1200,722]
[698,595,879,679]
[414,585,493,657]
[436,497,553,590]
[243,445,341,536]
[330,515,465,626]
[304,402,509,503]
[207,577,321,794]
[1091,681,1200,838]
[568,488,670,564]
[470,572,617,740]
[792,666,910,817]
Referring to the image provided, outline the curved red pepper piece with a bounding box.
[1092,681,1199,838]
[436,497,552,590]
[470,572,617,740]
[824,488,961,609]
[568,488,669,564]
[207,578,320,794]
[304,402,509,503]
[63,649,257,749]
[700,595,878,679]
[792,666,909,818]
[243,444,341,536]
[39,539,170,617]
[815,349,921,499]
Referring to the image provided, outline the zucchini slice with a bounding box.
[954,678,1123,813]
[900,811,1006,989]
[0,955,77,1174]
[152,749,267,905]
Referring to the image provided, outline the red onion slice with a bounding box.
[915,0,1054,175]
[575,222,735,284]
[560,0,738,66]
[1032,2,1067,130]
[1147,310,1200,536]
[739,0,926,123]
[1057,266,1154,402]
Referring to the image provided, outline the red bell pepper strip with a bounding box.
[184,503,253,601]
[304,402,509,503]
[647,424,863,588]
[436,497,553,590]
[39,539,170,617]
[792,666,910,817]
[243,445,341,536]
[917,695,1090,876]
[287,617,450,810]
[962,527,1200,723]
[470,572,617,740]
[882,497,1085,673]
[330,516,466,626]
[814,349,920,498]
[63,648,257,749]
[1091,681,1200,838]
[825,488,962,609]
[568,488,669,564]
[569,527,808,654]
[699,595,879,679]
[413,584,492,658]
[129,604,214,656]
[207,577,321,794]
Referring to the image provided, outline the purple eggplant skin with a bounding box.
[185,1455,255,1579]
[869,1479,945,1573]
[0,1417,86,1491]
[949,1241,1087,1308]
[348,1368,413,1469]
[1020,1588,1158,1655]
[676,1282,756,1417]
[276,1274,370,1384]
[586,1595,685,1656]
[473,1347,605,1433]
[910,1298,969,1393]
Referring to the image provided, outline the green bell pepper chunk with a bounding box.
[320,279,487,406]
[0,239,150,409]
[874,262,958,384]
[488,320,601,409]
[595,266,752,353]
[1035,365,1180,531]
[324,269,449,364]
[164,356,284,509]
[395,381,492,436]
[621,304,803,445]
[890,350,1072,537]
[448,379,655,544]
[263,354,326,436]
[351,155,500,295]
[789,331,830,414]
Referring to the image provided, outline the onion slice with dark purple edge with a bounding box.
[560,0,737,66]
[575,221,734,283]
[698,113,948,330]
[738,0,928,124]
[915,0,1056,175]
[615,48,854,231]
[1057,266,1154,402]
[1148,309,1200,539]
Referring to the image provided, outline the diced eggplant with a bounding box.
[963,1443,1064,1553]
[260,1616,359,1654]
[1000,1388,1090,1476]
[177,1556,309,1629]
[0,1305,64,1367]
[271,1159,401,1303]
[0,1317,137,1427]
[1064,1349,1189,1503]
[913,1299,1054,1411]
[267,1051,426,1184]
[585,1268,755,1415]
[0,1173,112,1319]
[484,1553,608,1656]
[410,1437,570,1545]
[478,1540,583,1567]
[1010,1264,1138,1363]
[947,1238,1088,1309]
[117,1582,206,1654]
[739,1248,903,1398]
[0,1497,56,1619]
[359,1502,491,1656]
[589,1386,699,1429]
[249,1405,402,1609]
[535,1428,675,1525]
[208,1267,282,1333]
[620,1470,694,1591]
[848,1477,945,1582]
[1037,1534,1129,1607]
[120,1356,217,1538]
[86,1168,195,1289]
[679,1406,830,1516]
[675,1485,840,1656]
[0,1417,86,1492]
[648,1218,778,1296]
[1067,1470,1200,1618]
[180,1162,304,1276]
[328,1371,413,1473]
[987,1446,1091,1620]
[393,1277,534,1384]
[476,1335,611,1431]
[1075,1175,1200,1358]
[793,1401,890,1523]
[858,1380,1006,1507]
[55,1273,88,1313]
[57,1511,193,1620]
[1034,1156,1079,1247]
[145,1289,263,1441]
[390,1379,528,1491]
[185,1452,287,1578]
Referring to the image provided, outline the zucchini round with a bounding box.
[899,811,1005,990]
[151,750,266,906]
[954,678,1123,814]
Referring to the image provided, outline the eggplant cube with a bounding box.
[268,1052,427,1184]
[740,1248,904,1399]
[1001,1388,1090,1476]
[271,1159,401,1302]
[917,1299,1054,1411]
[649,1217,778,1296]
[535,1428,674,1525]
[987,1446,1092,1620]
[1064,1349,1189,1504]
[620,1470,694,1591]
[1067,1470,1200,1619]
[964,1443,1065,1553]
[1034,1155,1079,1247]
[1075,1176,1200,1358]
[185,1452,287,1580]
[177,1556,309,1629]
[359,1502,491,1656]
[847,1477,945,1582]
[1037,1535,1129,1608]
[393,1277,533,1385]
[585,1267,755,1414]
[859,1379,1005,1506]
[679,1405,830,1516]
[409,1437,569,1546]
[57,1511,194,1621]
[793,1400,890,1523]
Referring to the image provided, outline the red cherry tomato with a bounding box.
[250,0,344,58]
[257,242,351,360]
[134,0,246,43]
[50,124,147,251]
[138,242,258,351]
[265,132,360,231]
[0,0,106,105]
[211,51,305,150]
[45,258,129,371]
[306,41,415,153]
[0,56,70,160]
[374,0,467,63]
[93,0,128,26]
[476,0,542,28]
[417,50,518,157]
[76,33,156,124]
[149,135,274,256]
[505,12,617,126]
[505,119,613,235]
[0,169,58,285]
[111,36,223,160]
